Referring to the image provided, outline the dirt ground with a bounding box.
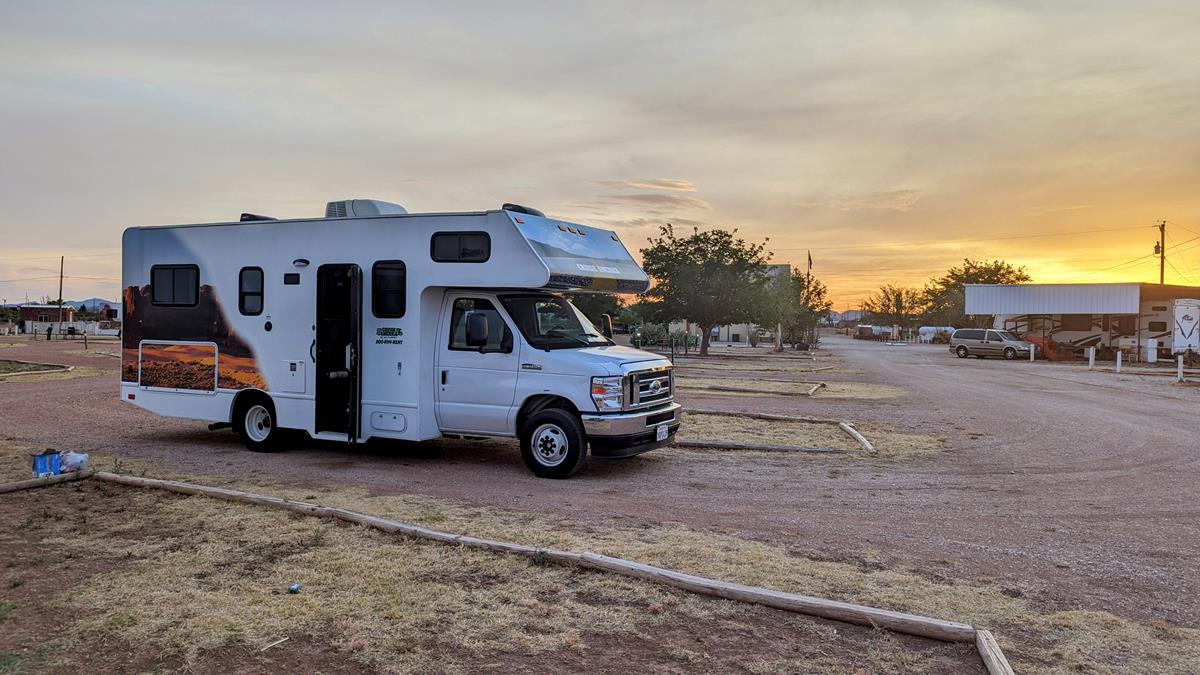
[2,334,1200,672]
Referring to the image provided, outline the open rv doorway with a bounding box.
[315,264,362,441]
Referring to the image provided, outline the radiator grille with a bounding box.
[629,367,672,409]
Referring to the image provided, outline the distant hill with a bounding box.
[67,298,119,311]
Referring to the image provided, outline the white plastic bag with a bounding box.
[60,451,89,473]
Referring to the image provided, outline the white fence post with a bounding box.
[1030,344,1036,362]
[1178,355,1185,383]
[1116,350,1122,374]
[1088,347,1096,370]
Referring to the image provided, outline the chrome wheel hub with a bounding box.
[531,423,568,467]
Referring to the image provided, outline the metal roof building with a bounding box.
[965,283,1200,315]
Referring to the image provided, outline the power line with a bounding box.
[774,224,1155,252]
[0,250,119,262]
[1059,234,1200,283]
[1166,258,1195,284]
[1166,230,1200,283]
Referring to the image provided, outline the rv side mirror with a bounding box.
[600,313,614,339]
[465,313,489,348]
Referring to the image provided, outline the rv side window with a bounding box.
[239,267,264,316]
[431,232,490,263]
[151,265,199,307]
[956,329,981,340]
[1060,314,1093,331]
[1113,315,1136,335]
[448,298,511,352]
[372,261,406,318]
[1149,321,1168,332]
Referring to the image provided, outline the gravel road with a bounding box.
[3,333,1197,628]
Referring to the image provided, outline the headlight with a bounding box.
[591,375,625,411]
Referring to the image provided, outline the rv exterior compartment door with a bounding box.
[435,295,520,435]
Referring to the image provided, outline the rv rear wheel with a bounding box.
[234,395,286,453]
[955,346,969,358]
[1003,347,1017,360]
[519,408,588,479]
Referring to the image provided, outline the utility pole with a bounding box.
[1157,220,1166,284]
[57,255,64,336]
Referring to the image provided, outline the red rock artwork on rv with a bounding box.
[122,284,268,390]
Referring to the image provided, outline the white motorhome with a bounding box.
[120,200,680,478]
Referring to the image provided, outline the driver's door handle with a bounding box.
[441,370,447,385]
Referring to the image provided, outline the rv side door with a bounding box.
[434,294,520,435]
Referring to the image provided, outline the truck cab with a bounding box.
[435,290,679,478]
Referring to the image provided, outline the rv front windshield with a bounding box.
[499,294,614,350]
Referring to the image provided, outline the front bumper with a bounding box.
[582,402,682,458]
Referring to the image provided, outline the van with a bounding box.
[120,199,681,478]
[950,328,1031,360]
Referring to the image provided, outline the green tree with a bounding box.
[922,259,1031,327]
[862,285,924,328]
[787,272,832,346]
[639,224,772,356]
[760,270,833,350]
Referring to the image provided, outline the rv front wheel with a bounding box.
[1003,347,1017,360]
[519,408,588,479]
[234,395,286,452]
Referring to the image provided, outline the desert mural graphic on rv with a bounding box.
[122,281,268,391]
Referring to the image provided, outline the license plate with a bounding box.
[655,423,669,442]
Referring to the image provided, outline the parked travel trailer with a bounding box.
[965,283,1200,360]
[121,200,680,478]
[994,298,1200,359]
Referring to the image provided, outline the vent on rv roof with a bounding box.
[240,213,277,221]
[502,203,545,218]
[325,199,408,218]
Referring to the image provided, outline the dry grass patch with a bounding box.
[0,365,104,383]
[676,413,944,459]
[0,359,63,375]
[678,412,858,451]
[1,480,970,674]
[678,376,905,400]
[675,361,863,375]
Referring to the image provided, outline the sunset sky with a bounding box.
[3,1,1199,308]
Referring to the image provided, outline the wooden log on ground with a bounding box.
[672,439,841,454]
[805,382,827,397]
[684,408,843,425]
[578,552,977,642]
[975,630,1015,675]
[89,472,982,647]
[0,470,94,495]
[838,422,876,454]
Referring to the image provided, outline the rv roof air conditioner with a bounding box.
[325,199,409,218]
[502,203,545,218]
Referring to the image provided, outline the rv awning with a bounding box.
[965,283,1200,315]
[965,284,1141,314]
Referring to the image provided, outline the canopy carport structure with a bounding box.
[964,283,1200,360]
